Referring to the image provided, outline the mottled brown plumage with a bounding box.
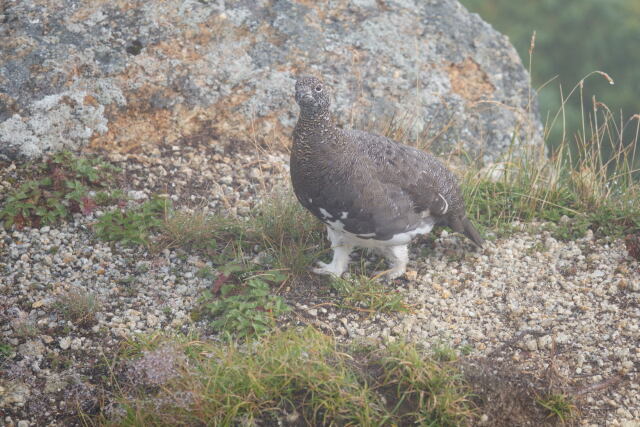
[291,76,483,278]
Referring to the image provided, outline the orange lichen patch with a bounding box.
[1,36,38,59]
[111,0,141,12]
[83,95,99,108]
[447,58,495,103]
[0,94,16,114]
[151,17,237,61]
[68,5,94,22]
[86,81,290,155]
[295,0,327,10]
[152,39,205,62]
[89,106,176,153]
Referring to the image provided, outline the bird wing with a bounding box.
[347,132,484,247]
[345,129,464,216]
[294,129,455,240]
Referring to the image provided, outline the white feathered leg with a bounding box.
[313,226,353,277]
[384,244,409,279]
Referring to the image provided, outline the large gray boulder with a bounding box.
[0,0,542,163]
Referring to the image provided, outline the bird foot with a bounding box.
[372,267,406,281]
[386,267,406,280]
[312,261,345,277]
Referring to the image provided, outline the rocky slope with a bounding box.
[0,142,638,426]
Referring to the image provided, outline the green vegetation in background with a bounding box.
[461,0,640,162]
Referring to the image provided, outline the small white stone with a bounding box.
[59,336,72,350]
[524,339,538,352]
[621,360,633,371]
[146,313,160,327]
[70,338,83,351]
[555,332,570,344]
[537,335,552,350]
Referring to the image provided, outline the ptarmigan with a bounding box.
[290,76,483,279]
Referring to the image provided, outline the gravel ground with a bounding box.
[1,142,639,426]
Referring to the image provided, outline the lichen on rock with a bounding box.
[0,0,542,163]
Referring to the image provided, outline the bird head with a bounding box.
[295,76,331,115]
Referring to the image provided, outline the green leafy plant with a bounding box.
[201,269,290,339]
[0,151,121,229]
[94,196,170,246]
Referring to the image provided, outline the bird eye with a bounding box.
[314,84,323,92]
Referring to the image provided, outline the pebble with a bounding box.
[58,337,72,350]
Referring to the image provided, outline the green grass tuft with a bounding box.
[251,189,325,275]
[99,327,477,426]
[330,274,409,313]
[0,341,13,363]
[536,393,577,423]
[378,341,476,426]
[53,288,101,327]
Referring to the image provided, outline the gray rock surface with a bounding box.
[0,0,541,163]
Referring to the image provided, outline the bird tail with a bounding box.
[462,217,484,248]
[450,216,484,248]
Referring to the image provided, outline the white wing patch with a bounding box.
[437,193,448,214]
[319,207,333,219]
[340,211,348,219]
[356,232,376,238]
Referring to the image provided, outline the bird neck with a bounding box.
[295,109,337,143]
[298,109,332,127]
